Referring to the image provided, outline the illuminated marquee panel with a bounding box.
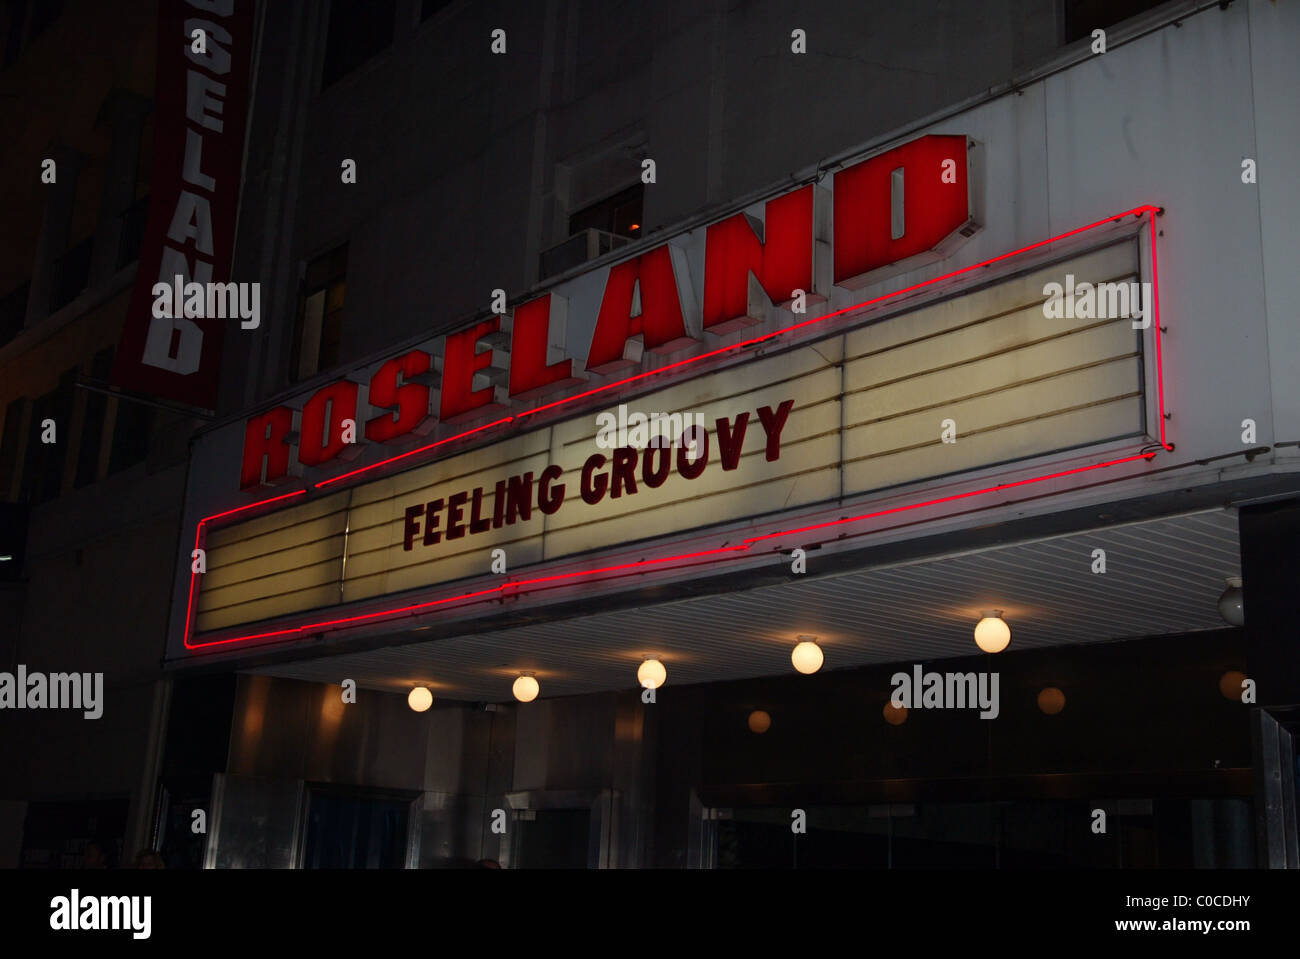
[195,240,1145,634]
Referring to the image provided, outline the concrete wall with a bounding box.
[1247,0,1300,444]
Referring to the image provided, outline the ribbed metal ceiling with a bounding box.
[252,508,1240,701]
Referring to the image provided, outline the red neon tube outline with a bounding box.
[1148,213,1168,448]
[184,205,1167,650]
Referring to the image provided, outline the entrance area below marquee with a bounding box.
[189,624,1257,869]
[166,506,1288,869]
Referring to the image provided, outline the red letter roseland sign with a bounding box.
[111,0,254,411]
[241,134,976,490]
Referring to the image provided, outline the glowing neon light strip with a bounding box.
[1148,214,1169,449]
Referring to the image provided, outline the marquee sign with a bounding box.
[190,236,1157,643]
[171,110,1171,656]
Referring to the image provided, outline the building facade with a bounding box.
[6,0,1300,870]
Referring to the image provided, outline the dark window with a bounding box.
[539,185,644,279]
[22,368,76,505]
[155,781,212,870]
[1063,0,1167,45]
[321,0,395,88]
[1,0,61,70]
[539,230,630,280]
[0,396,28,502]
[25,0,60,39]
[293,245,347,381]
[421,0,453,19]
[48,235,92,313]
[108,394,153,476]
[2,0,29,68]
[156,673,237,869]
[0,281,28,349]
[515,809,591,869]
[568,184,644,240]
[20,798,129,869]
[301,786,414,869]
[117,194,150,270]
[74,348,113,489]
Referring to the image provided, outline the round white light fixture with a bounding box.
[791,636,824,675]
[1217,577,1244,627]
[974,610,1011,653]
[747,710,772,734]
[512,674,539,703]
[637,658,666,689]
[407,687,433,712]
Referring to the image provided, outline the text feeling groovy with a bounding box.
[401,400,793,550]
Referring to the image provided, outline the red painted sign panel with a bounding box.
[111,0,255,410]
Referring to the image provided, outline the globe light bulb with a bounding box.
[1217,577,1244,627]
[1219,670,1248,702]
[883,701,908,726]
[1037,687,1066,715]
[974,611,1011,653]
[637,659,666,689]
[747,710,772,733]
[512,675,539,703]
[791,638,824,674]
[407,687,433,712]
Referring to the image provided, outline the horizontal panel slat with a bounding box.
[197,582,343,632]
[844,356,1141,461]
[843,395,1143,492]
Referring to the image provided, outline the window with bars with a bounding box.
[568,184,644,241]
